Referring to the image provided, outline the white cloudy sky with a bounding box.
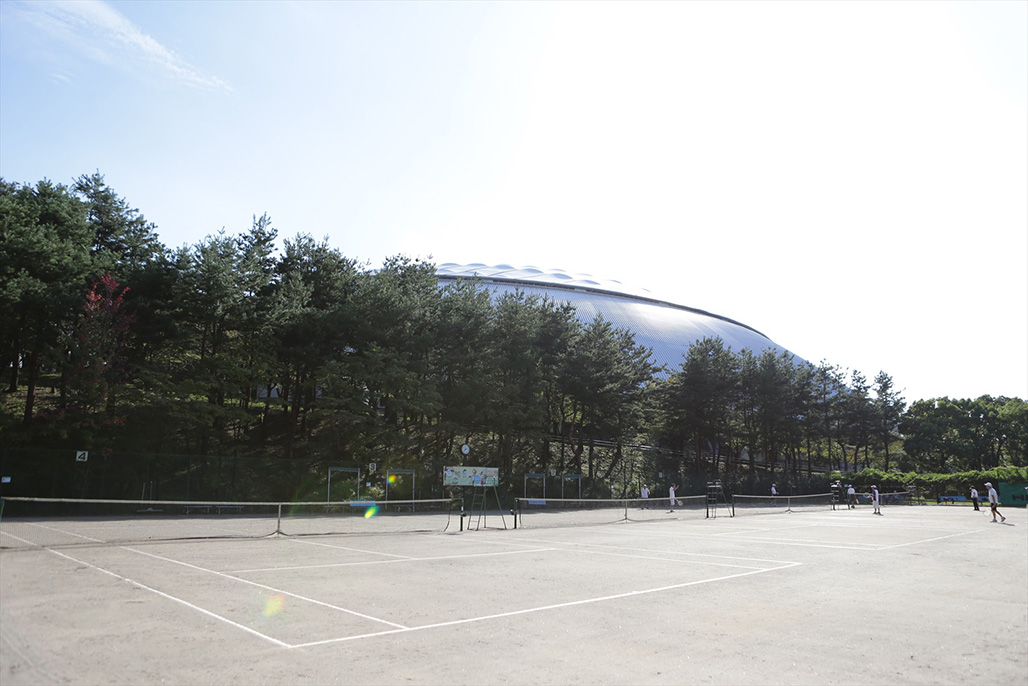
[1,0,1025,403]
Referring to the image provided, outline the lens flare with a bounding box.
[364,505,379,519]
[387,474,397,484]
[263,594,285,617]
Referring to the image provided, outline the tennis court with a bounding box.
[2,501,1025,685]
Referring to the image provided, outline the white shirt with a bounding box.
[847,487,855,496]
[971,488,978,499]
[988,487,999,504]
[669,486,676,499]
[641,487,649,498]
[771,486,778,496]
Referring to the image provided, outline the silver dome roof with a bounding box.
[435,263,800,373]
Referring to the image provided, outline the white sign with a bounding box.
[76,451,89,462]
[1,476,10,484]
[369,462,377,473]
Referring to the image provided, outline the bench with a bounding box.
[183,505,211,514]
[216,505,243,514]
[939,496,967,503]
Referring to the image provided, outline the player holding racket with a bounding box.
[985,482,1006,523]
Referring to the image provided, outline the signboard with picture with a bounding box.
[443,466,499,488]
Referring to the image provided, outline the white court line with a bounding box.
[551,518,982,551]
[228,547,557,574]
[518,537,789,567]
[718,537,880,550]
[877,528,984,549]
[0,530,43,547]
[467,532,795,566]
[122,546,409,629]
[712,523,824,536]
[41,548,291,647]
[286,537,415,559]
[561,547,770,570]
[8,521,104,544]
[749,515,981,533]
[9,534,799,651]
[578,521,918,550]
[508,526,881,551]
[291,561,802,649]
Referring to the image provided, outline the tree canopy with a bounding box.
[2,174,1024,500]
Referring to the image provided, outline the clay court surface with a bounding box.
[2,505,1025,685]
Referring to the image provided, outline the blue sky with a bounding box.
[2,0,1026,404]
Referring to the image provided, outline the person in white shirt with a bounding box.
[668,484,677,513]
[985,482,1006,523]
[770,483,778,507]
[970,486,980,511]
[847,484,856,509]
[871,485,881,515]
[641,484,649,509]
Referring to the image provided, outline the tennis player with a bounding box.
[985,482,1006,523]
[871,485,881,515]
[847,484,856,509]
[668,483,677,513]
[770,483,777,507]
[970,485,980,511]
[641,484,649,508]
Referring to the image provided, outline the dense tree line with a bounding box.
[2,175,1025,499]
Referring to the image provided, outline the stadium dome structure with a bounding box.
[435,263,802,374]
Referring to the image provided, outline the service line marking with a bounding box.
[465,532,795,567]
[877,528,983,549]
[228,546,556,574]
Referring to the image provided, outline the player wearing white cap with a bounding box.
[985,482,1005,523]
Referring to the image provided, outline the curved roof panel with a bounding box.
[435,263,800,373]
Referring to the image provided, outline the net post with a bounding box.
[277,502,282,535]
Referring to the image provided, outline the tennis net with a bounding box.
[874,490,916,505]
[514,495,708,529]
[732,492,835,514]
[0,496,457,549]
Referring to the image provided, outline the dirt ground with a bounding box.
[2,504,1025,685]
